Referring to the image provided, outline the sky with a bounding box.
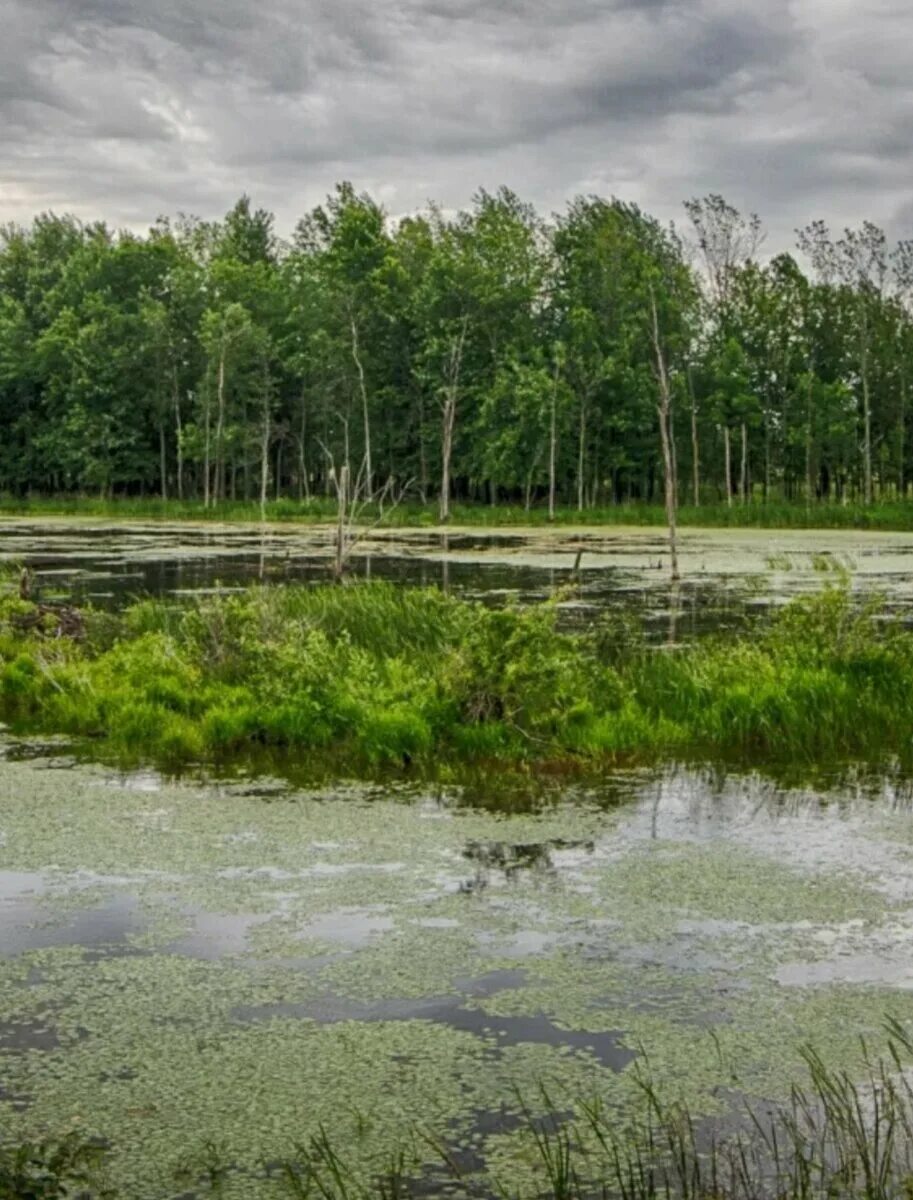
[1,0,912,251]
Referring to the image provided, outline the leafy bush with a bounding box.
[0,580,910,775]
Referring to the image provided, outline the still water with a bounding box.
[5,517,913,638]
[3,519,913,1192]
[2,748,913,1194]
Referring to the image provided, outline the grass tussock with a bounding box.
[6,1023,913,1198]
[0,577,909,774]
[4,493,913,531]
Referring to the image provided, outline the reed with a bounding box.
[0,578,910,776]
[7,1024,913,1198]
[4,494,913,531]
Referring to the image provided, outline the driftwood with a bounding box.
[12,604,85,640]
[13,569,85,639]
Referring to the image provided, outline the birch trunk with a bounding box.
[334,465,348,579]
[548,358,560,521]
[214,344,226,504]
[577,399,587,512]
[159,422,167,502]
[439,317,468,524]
[350,317,372,495]
[650,291,679,582]
[173,367,183,501]
[298,385,309,501]
[440,398,455,523]
[862,347,873,503]
[259,392,270,522]
[203,387,211,509]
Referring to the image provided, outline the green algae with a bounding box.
[4,756,913,1194]
[597,841,884,928]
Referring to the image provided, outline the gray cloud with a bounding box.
[0,0,912,249]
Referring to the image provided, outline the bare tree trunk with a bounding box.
[440,398,455,523]
[548,358,560,521]
[740,421,748,503]
[685,363,698,506]
[159,422,168,502]
[806,372,814,502]
[214,344,226,504]
[203,387,211,509]
[173,368,184,501]
[862,349,873,504]
[577,398,587,512]
[275,439,282,502]
[723,426,732,507]
[334,464,348,580]
[418,391,428,506]
[439,317,468,524]
[350,317,372,495]
[259,392,270,523]
[298,385,309,501]
[342,416,351,485]
[650,290,679,582]
[900,369,907,496]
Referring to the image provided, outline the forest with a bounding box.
[1,188,912,515]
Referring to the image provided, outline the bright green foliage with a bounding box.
[4,191,913,510]
[11,494,913,529]
[0,581,911,773]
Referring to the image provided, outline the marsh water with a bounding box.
[3,751,913,1194]
[7,517,913,639]
[4,519,913,1195]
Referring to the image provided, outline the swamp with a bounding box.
[3,520,913,1196]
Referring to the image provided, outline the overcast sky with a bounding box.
[1,0,911,250]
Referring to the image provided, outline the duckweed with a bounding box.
[4,760,913,1193]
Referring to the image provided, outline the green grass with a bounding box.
[6,1023,913,1198]
[4,493,913,530]
[0,578,910,777]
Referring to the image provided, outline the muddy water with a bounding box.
[2,751,913,1194]
[5,518,913,639]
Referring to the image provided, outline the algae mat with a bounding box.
[2,753,913,1194]
[6,519,913,640]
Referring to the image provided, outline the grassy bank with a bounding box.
[6,1026,913,1198]
[4,494,913,530]
[0,579,909,775]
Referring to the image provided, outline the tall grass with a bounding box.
[3,493,913,531]
[0,579,910,775]
[7,1024,913,1198]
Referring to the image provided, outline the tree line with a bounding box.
[1,187,912,515]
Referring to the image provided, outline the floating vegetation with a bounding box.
[4,760,913,1195]
[7,1030,913,1198]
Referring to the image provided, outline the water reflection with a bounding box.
[3,754,913,1187]
[8,519,913,643]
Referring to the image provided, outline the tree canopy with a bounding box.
[2,188,912,508]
